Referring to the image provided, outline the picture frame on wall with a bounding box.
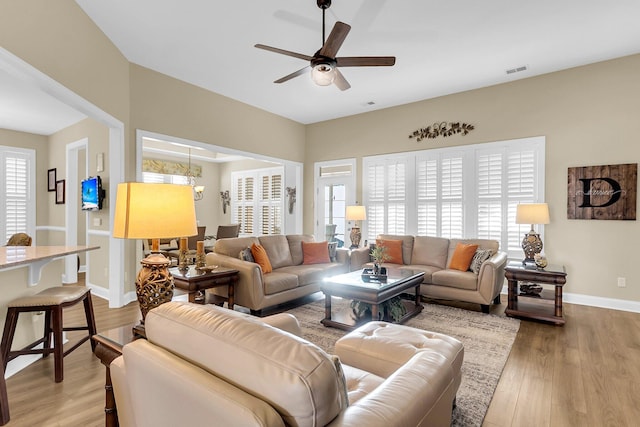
[55,179,65,204]
[48,168,56,192]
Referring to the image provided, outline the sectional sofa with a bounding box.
[350,234,508,313]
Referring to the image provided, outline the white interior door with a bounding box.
[314,159,356,247]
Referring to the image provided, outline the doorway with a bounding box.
[314,159,356,247]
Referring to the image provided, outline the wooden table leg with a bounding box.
[555,285,563,318]
[371,304,379,321]
[104,366,118,427]
[227,279,235,310]
[324,294,332,321]
[507,278,518,310]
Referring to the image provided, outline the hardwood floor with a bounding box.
[4,283,640,426]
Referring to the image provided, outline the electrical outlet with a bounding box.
[617,277,626,288]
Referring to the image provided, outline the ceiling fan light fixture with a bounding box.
[311,63,336,86]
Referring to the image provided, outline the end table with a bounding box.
[504,261,567,325]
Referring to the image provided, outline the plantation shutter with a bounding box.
[363,159,407,240]
[232,175,254,235]
[416,159,437,236]
[440,156,463,238]
[259,172,282,235]
[477,152,503,241]
[231,167,283,236]
[506,149,536,255]
[1,147,35,243]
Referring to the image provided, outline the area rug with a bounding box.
[285,298,520,427]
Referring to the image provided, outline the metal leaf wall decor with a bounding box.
[409,122,475,142]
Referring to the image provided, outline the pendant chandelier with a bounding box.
[186,148,204,201]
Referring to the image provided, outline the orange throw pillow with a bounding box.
[449,243,479,271]
[250,243,272,273]
[376,239,404,264]
[302,241,330,265]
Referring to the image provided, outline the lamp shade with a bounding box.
[516,203,550,225]
[113,183,198,239]
[346,205,367,221]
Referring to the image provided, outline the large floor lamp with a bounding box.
[346,205,367,249]
[113,183,197,325]
[515,203,550,263]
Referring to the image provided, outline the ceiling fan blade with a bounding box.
[333,69,351,91]
[255,44,313,62]
[336,56,396,67]
[319,21,351,58]
[274,66,310,84]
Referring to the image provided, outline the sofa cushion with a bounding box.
[431,269,478,291]
[448,243,478,271]
[341,364,385,405]
[400,265,441,283]
[145,302,347,427]
[411,236,450,269]
[377,235,414,264]
[214,236,259,258]
[259,235,294,269]
[302,241,330,264]
[263,271,298,295]
[251,243,273,274]
[277,263,347,286]
[376,239,404,264]
[239,247,255,262]
[286,234,316,265]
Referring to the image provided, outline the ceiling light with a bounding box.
[311,63,336,86]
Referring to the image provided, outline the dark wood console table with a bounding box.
[505,261,567,325]
[170,266,238,307]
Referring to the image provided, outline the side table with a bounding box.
[504,261,567,325]
[92,324,143,427]
[170,266,239,308]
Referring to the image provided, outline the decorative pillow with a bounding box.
[469,249,493,274]
[328,242,338,262]
[375,239,404,264]
[239,247,255,263]
[250,243,273,273]
[449,243,479,271]
[302,241,331,265]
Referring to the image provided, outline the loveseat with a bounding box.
[205,235,349,314]
[351,235,507,313]
[110,302,464,427]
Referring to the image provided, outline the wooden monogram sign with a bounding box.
[567,163,637,220]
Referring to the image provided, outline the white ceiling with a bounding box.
[2,0,640,135]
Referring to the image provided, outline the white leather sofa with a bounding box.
[351,235,508,313]
[205,234,349,314]
[111,302,464,427]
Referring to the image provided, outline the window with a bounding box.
[232,167,284,235]
[363,136,544,258]
[142,172,188,185]
[1,146,35,243]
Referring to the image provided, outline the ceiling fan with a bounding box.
[255,0,396,90]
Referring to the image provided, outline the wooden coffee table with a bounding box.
[320,269,424,331]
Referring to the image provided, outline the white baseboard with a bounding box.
[501,286,640,313]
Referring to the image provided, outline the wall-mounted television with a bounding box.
[81,176,105,211]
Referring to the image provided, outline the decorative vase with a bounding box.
[534,253,548,268]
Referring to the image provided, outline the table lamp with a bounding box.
[113,183,197,323]
[515,203,550,263]
[346,205,367,249]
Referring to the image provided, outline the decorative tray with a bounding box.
[361,267,388,283]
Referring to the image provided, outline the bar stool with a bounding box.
[1,286,97,383]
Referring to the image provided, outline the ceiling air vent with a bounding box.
[506,65,528,75]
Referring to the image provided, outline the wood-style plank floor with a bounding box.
[4,280,640,426]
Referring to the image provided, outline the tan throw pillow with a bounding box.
[449,243,479,271]
[302,241,330,265]
[251,243,273,273]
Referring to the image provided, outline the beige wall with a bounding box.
[306,54,640,303]
[129,64,306,163]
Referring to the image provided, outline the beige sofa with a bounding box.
[205,235,349,314]
[351,235,507,313]
[111,302,464,427]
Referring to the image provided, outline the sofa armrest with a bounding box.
[477,251,508,302]
[328,352,457,427]
[205,252,265,310]
[349,247,370,271]
[336,248,350,265]
[261,313,302,337]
